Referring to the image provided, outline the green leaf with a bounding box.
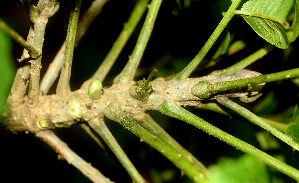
[286,125,299,143]
[286,0,299,42]
[0,30,15,116]
[208,155,271,183]
[237,0,294,49]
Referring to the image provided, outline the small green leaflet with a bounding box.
[236,0,294,49]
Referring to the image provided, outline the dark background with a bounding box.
[1,0,298,182]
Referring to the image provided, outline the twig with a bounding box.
[104,102,208,183]
[221,45,274,75]
[80,123,106,150]
[56,0,82,97]
[192,68,299,99]
[159,100,299,181]
[40,42,65,95]
[88,117,146,183]
[87,0,149,84]
[216,96,299,151]
[174,0,242,81]
[8,1,59,108]
[0,18,41,59]
[40,0,108,95]
[26,1,59,108]
[135,113,208,175]
[114,0,163,84]
[36,130,112,183]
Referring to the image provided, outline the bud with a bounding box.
[69,100,83,118]
[36,118,49,129]
[88,80,103,100]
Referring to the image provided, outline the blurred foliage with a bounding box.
[256,131,280,151]
[208,154,271,183]
[0,30,15,116]
[286,125,299,143]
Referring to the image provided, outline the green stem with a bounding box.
[56,0,82,96]
[88,117,145,183]
[104,102,207,183]
[114,0,163,84]
[192,68,299,99]
[136,113,208,175]
[175,0,242,81]
[159,100,299,181]
[90,0,149,83]
[145,68,158,86]
[0,18,41,59]
[216,96,299,151]
[221,45,274,75]
[41,0,108,95]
